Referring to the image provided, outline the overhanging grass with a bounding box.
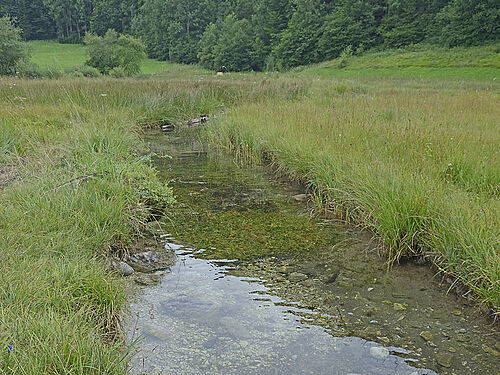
[0,75,308,373]
[205,79,500,312]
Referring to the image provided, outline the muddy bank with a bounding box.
[125,128,499,374]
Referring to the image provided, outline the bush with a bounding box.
[0,16,29,76]
[337,45,353,68]
[66,65,101,78]
[84,29,146,76]
[16,60,63,79]
[109,66,126,78]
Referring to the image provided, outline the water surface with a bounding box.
[126,128,499,374]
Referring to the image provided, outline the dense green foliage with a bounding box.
[84,29,145,75]
[1,0,498,71]
[0,16,29,75]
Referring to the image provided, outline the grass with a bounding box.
[0,75,306,373]
[205,77,500,312]
[1,42,499,372]
[27,40,176,75]
[299,43,500,80]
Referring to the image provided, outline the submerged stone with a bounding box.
[435,352,453,367]
[393,303,407,311]
[369,346,389,360]
[288,272,308,282]
[135,274,162,286]
[420,331,433,341]
[482,344,500,357]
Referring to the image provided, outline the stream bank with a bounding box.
[125,128,499,374]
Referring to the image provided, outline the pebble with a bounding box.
[135,274,162,286]
[435,352,453,367]
[288,272,308,282]
[369,346,389,360]
[393,303,407,311]
[482,344,500,357]
[115,261,134,276]
[292,194,308,202]
[420,331,433,342]
[302,279,314,287]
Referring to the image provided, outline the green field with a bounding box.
[298,43,500,80]
[27,40,176,75]
[1,43,499,372]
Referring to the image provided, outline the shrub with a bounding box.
[66,65,101,78]
[84,29,146,76]
[337,45,353,68]
[16,60,63,79]
[0,16,29,75]
[109,66,126,78]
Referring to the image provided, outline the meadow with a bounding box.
[0,42,498,372]
[27,40,176,75]
[298,43,500,80]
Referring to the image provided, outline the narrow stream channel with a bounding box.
[126,128,499,375]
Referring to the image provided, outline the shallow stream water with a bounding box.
[126,128,499,374]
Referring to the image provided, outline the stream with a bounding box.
[125,128,499,374]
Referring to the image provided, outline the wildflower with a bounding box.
[8,345,12,354]
[100,93,107,97]
[448,163,453,167]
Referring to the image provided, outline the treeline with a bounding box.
[1,0,499,70]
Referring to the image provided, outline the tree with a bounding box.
[91,0,140,35]
[252,0,292,70]
[0,0,56,39]
[318,0,384,59]
[432,0,500,46]
[133,0,222,64]
[84,29,146,75]
[213,14,255,71]
[198,22,219,70]
[273,0,325,69]
[0,16,29,75]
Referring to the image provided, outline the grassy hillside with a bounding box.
[299,44,500,80]
[27,40,176,75]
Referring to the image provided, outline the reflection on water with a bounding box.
[127,239,435,375]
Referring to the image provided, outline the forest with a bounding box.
[1,0,499,71]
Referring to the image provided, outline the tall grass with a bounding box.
[0,75,307,373]
[205,79,500,312]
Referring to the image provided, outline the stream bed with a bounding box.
[126,128,499,374]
